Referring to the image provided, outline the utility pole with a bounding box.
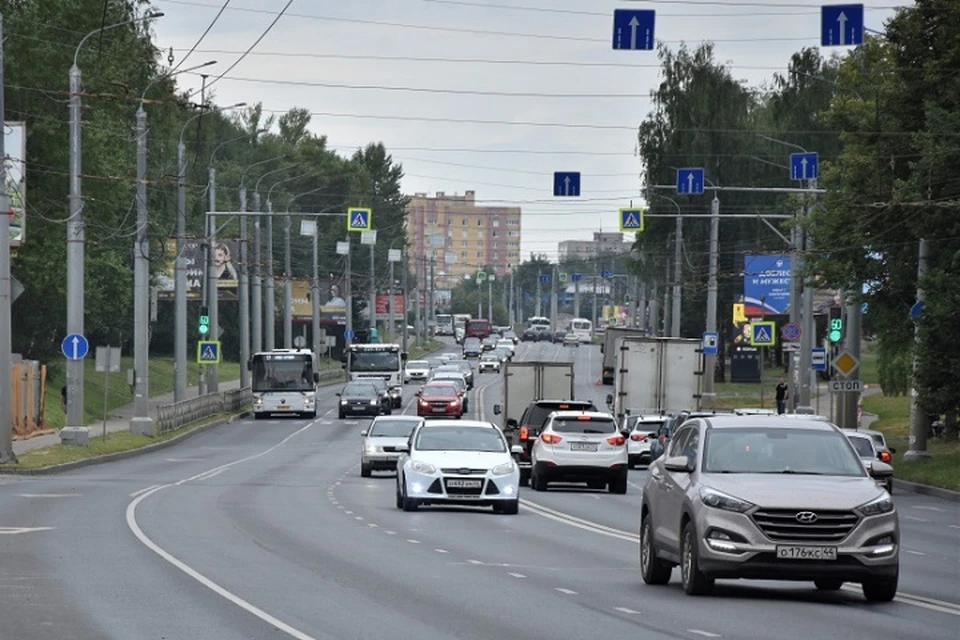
[535,271,542,317]
[788,221,801,411]
[283,211,292,348]
[388,255,395,342]
[413,255,421,347]
[648,282,660,336]
[573,276,580,319]
[130,103,153,435]
[428,257,435,335]
[477,274,482,319]
[369,241,376,337]
[311,221,320,357]
[549,265,558,333]
[702,194,720,406]
[671,213,683,337]
[238,188,250,387]
[401,249,409,352]
[663,257,672,336]
[591,277,598,334]
[206,165,219,392]
[66,35,86,430]
[838,291,862,428]
[265,199,276,350]
[797,181,817,410]
[252,192,263,352]
[174,133,188,402]
[508,272,515,325]
[0,17,16,464]
[905,238,931,461]
[488,276,493,322]
[344,234,353,347]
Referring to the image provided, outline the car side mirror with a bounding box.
[648,432,657,440]
[493,404,502,415]
[335,392,342,397]
[505,418,518,430]
[889,447,897,454]
[313,372,320,383]
[511,445,523,455]
[664,455,694,473]
[605,394,614,406]
[360,430,368,437]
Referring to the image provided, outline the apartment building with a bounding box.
[558,231,633,261]
[406,191,522,290]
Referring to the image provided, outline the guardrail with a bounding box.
[156,387,253,435]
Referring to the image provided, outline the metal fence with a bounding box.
[156,387,252,435]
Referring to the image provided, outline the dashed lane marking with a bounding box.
[555,588,578,595]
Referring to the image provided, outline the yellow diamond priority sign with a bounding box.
[832,351,859,376]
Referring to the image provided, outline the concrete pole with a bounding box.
[550,265,558,333]
[174,140,187,402]
[252,192,263,352]
[238,188,250,387]
[283,211,292,348]
[344,235,353,347]
[206,166,219,392]
[311,223,320,357]
[509,272,515,324]
[0,16,16,464]
[648,281,660,336]
[573,277,580,319]
[401,250,409,352]
[265,199,276,350]
[413,256,421,347]
[592,278,598,333]
[535,272,542,317]
[428,256,435,333]
[130,105,153,435]
[840,292,862,429]
[66,59,85,429]
[905,238,931,461]
[788,219,800,410]
[797,182,817,410]
[639,281,648,331]
[488,278,493,323]
[702,194,720,404]
[663,257,672,335]
[388,259,395,342]
[369,242,376,336]
[671,214,683,336]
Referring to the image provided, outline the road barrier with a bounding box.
[156,387,252,435]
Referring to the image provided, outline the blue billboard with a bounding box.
[743,254,791,316]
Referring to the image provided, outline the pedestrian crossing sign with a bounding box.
[197,340,221,364]
[619,208,645,232]
[347,207,372,232]
[750,321,776,347]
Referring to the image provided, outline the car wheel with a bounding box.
[338,411,345,420]
[814,579,843,591]
[680,521,714,596]
[518,468,530,486]
[640,514,673,585]
[531,468,548,492]
[499,499,519,515]
[628,458,636,470]
[608,473,628,494]
[885,479,893,494]
[360,463,372,478]
[395,481,403,509]
[401,481,419,512]
[862,571,898,602]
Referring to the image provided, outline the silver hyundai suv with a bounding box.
[640,416,899,602]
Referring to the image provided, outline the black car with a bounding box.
[337,381,391,419]
[462,337,482,358]
[536,327,553,342]
[552,330,567,344]
[445,360,475,389]
[521,328,539,342]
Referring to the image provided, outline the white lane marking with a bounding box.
[435,548,449,554]
[555,588,578,595]
[905,550,927,556]
[913,506,945,512]
[354,516,364,521]
[508,572,526,579]
[628,481,646,492]
[949,525,960,530]
[130,485,161,498]
[198,468,227,481]
[126,421,318,640]
[688,630,721,638]
[903,516,929,523]
[468,559,483,565]
[344,510,353,515]
[407,539,420,544]
[614,607,640,615]
[520,499,639,543]
[0,527,55,535]
[16,493,79,498]
[840,586,960,616]
[385,531,397,536]
[367,523,378,528]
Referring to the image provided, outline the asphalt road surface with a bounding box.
[1,338,957,639]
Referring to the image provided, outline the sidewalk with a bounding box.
[12,378,242,456]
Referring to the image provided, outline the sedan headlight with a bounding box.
[369,399,379,405]
[857,494,894,516]
[411,460,437,474]
[491,461,515,476]
[340,399,348,405]
[364,444,381,454]
[699,487,754,513]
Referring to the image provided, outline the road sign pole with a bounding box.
[905,238,931,461]
[174,140,188,403]
[702,194,720,405]
[345,235,353,347]
[130,104,153,436]
[535,272,542,317]
[252,192,263,353]
[369,241,376,338]
[550,265,558,333]
[401,249,409,353]
[238,188,250,388]
[207,166,219,392]
[573,277,580,319]
[67,39,85,431]
[283,211,293,349]
[797,181,816,410]
[413,256,421,348]
[788,221,801,410]
[0,17,15,464]
[671,212,682,337]
[265,198,276,351]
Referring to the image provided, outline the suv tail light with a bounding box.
[879,450,892,463]
[519,426,529,441]
[541,433,563,444]
[607,435,626,446]
[630,433,647,441]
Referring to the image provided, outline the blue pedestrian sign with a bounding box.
[612,9,655,51]
[539,274,551,284]
[571,273,582,283]
[347,207,372,232]
[197,340,221,364]
[790,152,819,181]
[61,333,89,360]
[601,269,614,279]
[702,332,719,356]
[619,208,644,232]
[909,300,925,321]
[750,321,776,347]
[344,329,355,340]
[821,4,863,47]
[811,347,828,372]
[677,168,705,195]
[553,172,581,197]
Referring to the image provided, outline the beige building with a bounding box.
[558,231,633,261]
[406,191,521,291]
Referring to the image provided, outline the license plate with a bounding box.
[776,545,837,561]
[432,407,447,413]
[570,442,598,452]
[276,405,291,410]
[446,479,482,488]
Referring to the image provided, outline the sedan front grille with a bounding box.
[751,509,860,543]
[440,468,487,475]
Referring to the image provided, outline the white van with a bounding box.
[568,317,593,343]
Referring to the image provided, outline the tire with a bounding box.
[499,499,519,515]
[885,479,893,495]
[401,481,419,512]
[608,473,628,495]
[862,571,898,603]
[395,482,403,509]
[814,579,843,591]
[253,413,265,420]
[338,411,345,420]
[628,458,637,470]
[360,463,372,478]
[640,514,673,585]
[518,468,530,486]
[531,468,548,492]
[680,521,714,596]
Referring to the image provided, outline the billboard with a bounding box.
[743,254,791,316]
[6,122,26,247]
[375,293,405,320]
[290,278,349,323]
[157,238,240,300]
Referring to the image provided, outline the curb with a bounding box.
[0,411,249,476]
[893,478,960,503]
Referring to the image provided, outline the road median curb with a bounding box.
[893,478,960,503]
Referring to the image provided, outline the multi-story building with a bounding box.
[406,191,522,291]
[558,231,633,261]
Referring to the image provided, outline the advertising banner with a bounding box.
[157,238,240,300]
[375,293,405,320]
[743,254,791,316]
[6,122,26,247]
[290,278,348,323]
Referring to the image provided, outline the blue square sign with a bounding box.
[619,208,644,232]
[702,331,719,356]
[553,172,580,197]
[612,9,655,51]
[790,152,819,181]
[677,168,704,195]
[821,4,864,47]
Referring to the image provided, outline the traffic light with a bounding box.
[199,305,210,336]
[828,306,843,343]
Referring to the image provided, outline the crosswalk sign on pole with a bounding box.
[197,341,221,364]
[347,207,372,232]
[619,208,644,232]
[750,321,776,347]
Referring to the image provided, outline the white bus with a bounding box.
[567,317,593,343]
[251,349,319,419]
[435,314,454,336]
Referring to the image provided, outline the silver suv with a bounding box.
[640,416,899,602]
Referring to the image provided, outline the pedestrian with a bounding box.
[775,376,789,415]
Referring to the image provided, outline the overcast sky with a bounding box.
[152,0,905,261]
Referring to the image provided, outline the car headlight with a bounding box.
[491,461,515,476]
[364,444,381,454]
[340,399,348,405]
[857,494,894,516]
[369,399,379,405]
[411,460,437,474]
[699,487,754,513]
[253,396,263,405]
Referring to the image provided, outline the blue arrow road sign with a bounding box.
[811,347,827,371]
[539,274,551,284]
[61,333,89,360]
[344,329,355,340]
[790,152,819,181]
[821,4,863,47]
[601,269,614,279]
[702,332,719,356]
[612,9,655,51]
[909,300,925,321]
[553,172,581,197]
[347,207,372,232]
[677,168,705,195]
[619,208,644,232]
[571,273,582,282]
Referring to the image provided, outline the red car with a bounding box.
[416,383,464,419]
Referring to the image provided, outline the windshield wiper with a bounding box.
[755,469,830,475]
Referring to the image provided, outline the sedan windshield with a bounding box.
[343,383,377,396]
[406,361,429,370]
[370,420,418,437]
[416,427,506,452]
[421,385,458,399]
[703,428,865,476]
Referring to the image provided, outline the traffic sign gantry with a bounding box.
[539,274,551,283]
[821,4,864,47]
[619,208,644,232]
[601,269,614,279]
[781,321,802,342]
[790,152,819,181]
[571,273,582,282]
[347,207,372,232]
[676,168,705,195]
[612,9,655,51]
[750,321,776,347]
[61,333,89,360]
[832,351,860,376]
[553,172,581,197]
[197,341,221,364]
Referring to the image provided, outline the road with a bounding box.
[0,338,957,639]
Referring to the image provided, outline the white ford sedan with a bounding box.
[396,420,521,514]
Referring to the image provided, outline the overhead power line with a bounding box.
[172,0,232,71]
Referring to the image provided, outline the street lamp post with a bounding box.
[283,186,327,349]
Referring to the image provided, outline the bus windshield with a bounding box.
[252,354,315,392]
[348,350,401,372]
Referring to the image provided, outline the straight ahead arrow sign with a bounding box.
[564,175,571,196]
[801,157,808,180]
[629,16,639,50]
[72,336,80,360]
[687,173,694,192]
[837,11,848,45]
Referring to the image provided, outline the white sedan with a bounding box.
[396,420,521,514]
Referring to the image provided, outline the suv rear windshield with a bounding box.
[552,417,617,434]
[522,401,596,428]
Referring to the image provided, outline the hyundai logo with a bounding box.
[795,511,818,524]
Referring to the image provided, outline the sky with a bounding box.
[151,0,907,262]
